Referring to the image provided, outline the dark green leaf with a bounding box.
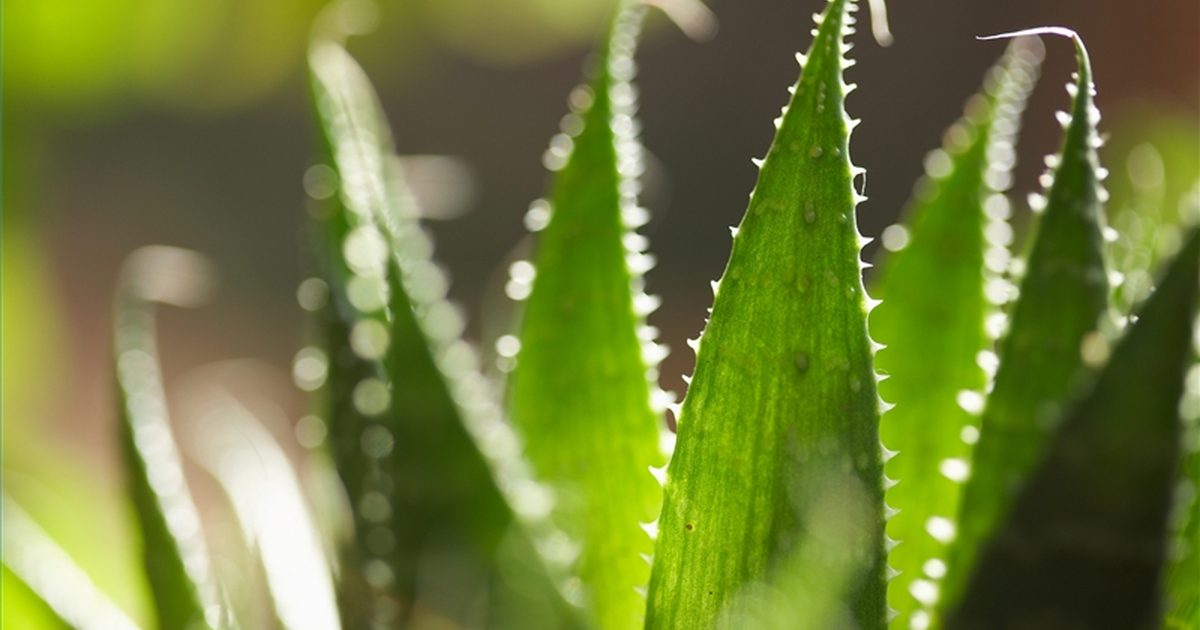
[942,28,1112,611]
[946,229,1200,629]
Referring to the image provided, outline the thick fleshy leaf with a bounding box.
[871,38,1042,628]
[645,0,886,626]
[306,38,578,628]
[113,246,222,630]
[3,495,142,630]
[946,229,1200,629]
[507,3,666,628]
[942,28,1111,611]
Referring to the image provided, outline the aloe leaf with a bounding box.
[2,494,142,630]
[114,246,223,630]
[870,39,1043,628]
[941,28,1112,610]
[645,0,886,626]
[307,38,578,628]
[179,378,340,630]
[506,3,668,627]
[946,229,1200,629]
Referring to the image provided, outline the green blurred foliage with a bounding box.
[4,0,616,118]
[1,566,71,630]
[1103,107,1200,311]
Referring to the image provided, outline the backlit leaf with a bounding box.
[507,3,668,628]
[645,0,886,626]
[942,28,1112,612]
[870,38,1042,628]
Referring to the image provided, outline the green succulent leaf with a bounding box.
[507,3,667,627]
[307,38,578,628]
[645,0,886,626]
[871,38,1043,628]
[114,247,223,630]
[2,495,141,630]
[942,28,1111,611]
[946,229,1200,629]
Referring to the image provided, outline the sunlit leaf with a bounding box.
[645,0,886,626]
[507,3,667,627]
[942,28,1112,612]
[870,38,1043,628]
[947,229,1200,628]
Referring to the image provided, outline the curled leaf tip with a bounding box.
[866,0,894,46]
[120,245,217,308]
[977,26,1080,44]
[642,0,718,42]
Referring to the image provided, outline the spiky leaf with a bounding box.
[947,229,1200,629]
[645,0,885,626]
[307,39,577,628]
[942,28,1111,610]
[507,4,666,627]
[870,39,1042,627]
[113,247,221,630]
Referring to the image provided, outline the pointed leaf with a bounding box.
[645,0,886,626]
[507,4,667,627]
[947,229,1200,629]
[870,39,1042,627]
[113,246,222,630]
[307,39,579,628]
[942,29,1112,609]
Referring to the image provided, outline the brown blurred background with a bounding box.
[3,0,1198,607]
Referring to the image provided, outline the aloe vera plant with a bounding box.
[5,2,1199,630]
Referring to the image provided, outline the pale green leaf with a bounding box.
[508,3,667,628]
[870,39,1042,628]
